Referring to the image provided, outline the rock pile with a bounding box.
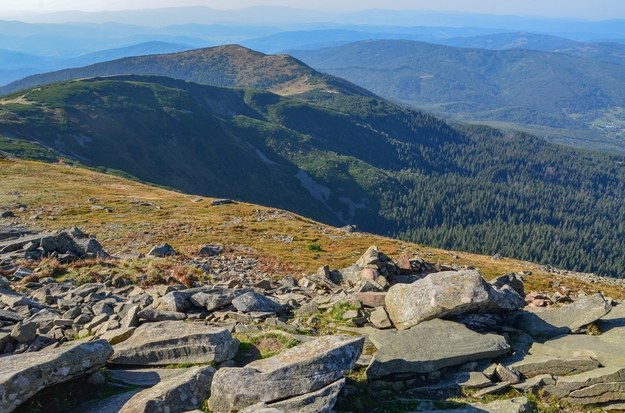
[1,235,625,412]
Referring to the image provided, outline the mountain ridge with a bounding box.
[2,73,625,277]
[0,44,375,98]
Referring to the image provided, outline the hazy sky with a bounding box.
[2,0,624,19]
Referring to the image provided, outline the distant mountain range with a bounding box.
[2,46,625,277]
[292,39,625,153]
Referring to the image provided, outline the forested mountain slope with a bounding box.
[2,74,625,276]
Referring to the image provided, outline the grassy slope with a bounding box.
[1,157,623,300]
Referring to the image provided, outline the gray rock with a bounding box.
[119,366,215,413]
[208,335,363,412]
[566,382,625,405]
[472,381,511,397]
[0,339,113,412]
[529,331,625,367]
[107,368,188,388]
[369,306,392,329]
[490,273,525,297]
[70,391,139,413]
[556,366,625,395]
[385,270,522,330]
[0,308,24,323]
[121,305,140,328]
[495,364,521,384]
[514,293,612,340]
[509,355,600,378]
[198,244,223,257]
[366,319,510,379]
[158,291,193,312]
[109,321,239,366]
[10,321,37,343]
[99,326,136,345]
[137,307,186,322]
[84,313,109,332]
[190,289,238,312]
[512,374,555,394]
[244,378,345,413]
[147,244,176,257]
[40,230,108,258]
[232,291,282,313]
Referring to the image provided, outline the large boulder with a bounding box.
[514,293,612,339]
[109,321,239,366]
[208,335,363,412]
[0,339,113,412]
[120,366,216,413]
[385,270,523,330]
[366,319,510,379]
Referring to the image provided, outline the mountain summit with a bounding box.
[0,44,374,97]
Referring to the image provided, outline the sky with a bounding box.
[2,0,624,20]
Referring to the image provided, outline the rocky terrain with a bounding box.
[1,224,625,413]
[1,159,625,412]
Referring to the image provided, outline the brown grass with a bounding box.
[1,159,623,298]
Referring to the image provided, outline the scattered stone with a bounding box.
[137,308,186,322]
[208,335,363,412]
[0,308,24,323]
[232,291,282,313]
[10,321,38,343]
[472,381,511,397]
[211,199,234,206]
[158,290,193,312]
[109,321,239,366]
[147,243,176,257]
[366,319,510,379]
[190,288,239,312]
[369,306,392,329]
[99,326,136,345]
[495,364,521,384]
[198,244,223,257]
[0,340,113,412]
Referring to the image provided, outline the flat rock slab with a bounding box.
[514,293,612,340]
[556,366,625,395]
[120,365,215,413]
[366,319,510,379]
[70,391,140,413]
[241,378,345,413]
[529,331,625,367]
[565,382,625,405]
[109,321,239,366]
[509,355,600,378]
[0,339,113,412]
[208,335,363,412]
[419,397,531,413]
[107,368,189,388]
